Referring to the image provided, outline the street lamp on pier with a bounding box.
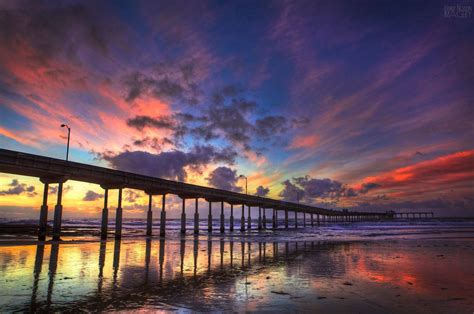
[60,124,71,161]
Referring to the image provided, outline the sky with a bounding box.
[0,0,473,219]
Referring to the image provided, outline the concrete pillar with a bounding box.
[285,210,289,228]
[317,214,320,226]
[160,194,166,237]
[52,182,64,241]
[295,211,298,228]
[230,204,234,232]
[263,208,267,229]
[208,202,213,233]
[194,198,199,235]
[181,198,186,234]
[101,189,109,240]
[220,201,225,233]
[240,204,245,232]
[38,183,49,241]
[258,207,262,230]
[146,194,153,237]
[311,214,314,227]
[115,188,123,239]
[247,206,251,229]
[303,213,306,227]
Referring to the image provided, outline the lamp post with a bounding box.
[60,124,70,161]
[239,174,248,194]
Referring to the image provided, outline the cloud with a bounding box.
[124,190,142,203]
[122,59,202,104]
[359,182,381,194]
[279,176,357,202]
[83,190,103,201]
[49,185,73,195]
[100,145,237,181]
[348,197,474,216]
[254,116,288,138]
[288,134,319,149]
[0,179,36,197]
[255,185,270,197]
[358,150,474,197]
[293,176,357,200]
[127,115,176,131]
[206,167,243,192]
[278,179,305,202]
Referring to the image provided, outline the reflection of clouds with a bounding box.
[1,239,473,312]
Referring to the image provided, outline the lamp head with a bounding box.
[61,124,66,127]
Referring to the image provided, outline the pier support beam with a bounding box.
[101,189,109,239]
[247,206,251,230]
[230,204,234,232]
[295,211,298,228]
[146,194,152,237]
[258,207,262,230]
[240,204,245,232]
[38,183,49,241]
[263,208,267,229]
[160,195,166,237]
[194,198,199,235]
[115,188,123,239]
[303,213,306,228]
[181,198,186,234]
[285,210,289,228]
[208,202,213,233]
[272,209,277,229]
[311,214,314,227]
[52,182,64,241]
[317,214,320,226]
[220,201,225,233]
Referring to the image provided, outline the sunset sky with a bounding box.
[0,0,473,219]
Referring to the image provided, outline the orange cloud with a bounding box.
[288,134,319,149]
[356,150,474,196]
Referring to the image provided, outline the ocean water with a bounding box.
[0,220,473,312]
[1,218,474,241]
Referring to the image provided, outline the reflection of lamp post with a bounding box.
[239,175,248,194]
[60,124,71,161]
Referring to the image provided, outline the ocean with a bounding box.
[0,219,473,312]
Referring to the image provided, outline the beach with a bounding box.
[1,220,473,313]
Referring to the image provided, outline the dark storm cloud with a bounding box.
[83,190,103,201]
[255,185,270,197]
[206,167,243,192]
[100,145,237,181]
[359,182,381,194]
[0,179,36,197]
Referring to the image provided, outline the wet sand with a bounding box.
[1,236,473,313]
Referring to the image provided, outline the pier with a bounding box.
[0,149,393,240]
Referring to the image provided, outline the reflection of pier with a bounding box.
[0,149,389,241]
[28,238,337,312]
